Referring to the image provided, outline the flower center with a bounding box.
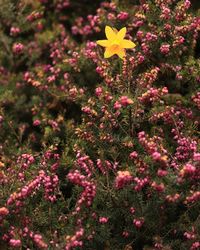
[110,44,120,53]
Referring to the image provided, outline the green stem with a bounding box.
[119,59,123,75]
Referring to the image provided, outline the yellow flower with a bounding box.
[97,26,136,59]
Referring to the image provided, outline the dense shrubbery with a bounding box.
[0,0,200,249]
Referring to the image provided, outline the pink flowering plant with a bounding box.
[0,0,200,249]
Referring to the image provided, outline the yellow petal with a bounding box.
[97,40,111,47]
[117,48,126,59]
[105,26,117,40]
[104,47,116,58]
[117,27,127,40]
[120,39,136,49]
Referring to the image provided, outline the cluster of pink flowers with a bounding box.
[192,92,200,109]
[32,234,48,249]
[174,137,197,162]
[12,43,24,54]
[68,169,96,211]
[184,191,200,204]
[138,131,168,165]
[136,67,160,88]
[9,239,22,248]
[43,174,59,202]
[99,217,109,224]
[138,87,168,104]
[96,159,117,175]
[10,27,21,36]
[134,176,149,191]
[160,44,170,54]
[114,96,133,109]
[65,226,84,250]
[114,171,133,189]
[26,11,43,22]
[117,11,129,21]
[72,15,100,35]
[17,154,35,171]
[1,0,200,249]
[133,218,144,229]
[55,0,70,11]
[6,171,44,208]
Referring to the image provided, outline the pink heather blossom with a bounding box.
[33,234,48,249]
[115,171,133,189]
[157,169,168,177]
[180,163,196,177]
[0,207,9,216]
[184,230,196,240]
[9,239,21,247]
[114,101,122,110]
[190,242,200,250]
[160,44,170,54]
[119,96,134,106]
[151,181,165,192]
[10,27,21,36]
[136,30,144,40]
[130,207,135,214]
[12,43,24,54]
[145,32,158,42]
[1,1,200,249]
[152,152,161,160]
[133,218,144,229]
[160,7,171,20]
[129,151,138,159]
[184,0,191,9]
[33,119,41,126]
[122,231,129,238]
[117,11,129,20]
[193,153,200,161]
[99,217,109,224]
[95,87,103,97]
[166,194,180,203]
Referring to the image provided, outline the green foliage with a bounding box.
[0,0,200,249]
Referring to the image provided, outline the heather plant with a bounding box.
[0,0,200,249]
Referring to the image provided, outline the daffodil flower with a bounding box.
[97,26,136,59]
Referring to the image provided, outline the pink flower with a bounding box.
[12,43,24,54]
[117,12,129,20]
[180,163,196,177]
[129,151,138,159]
[151,181,165,192]
[0,207,9,216]
[114,101,122,110]
[122,231,129,238]
[193,153,200,161]
[99,217,109,224]
[160,44,170,54]
[95,87,103,97]
[119,96,134,106]
[10,27,21,36]
[133,218,144,228]
[9,239,21,247]
[33,119,41,126]
[157,169,168,177]
[115,171,133,189]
